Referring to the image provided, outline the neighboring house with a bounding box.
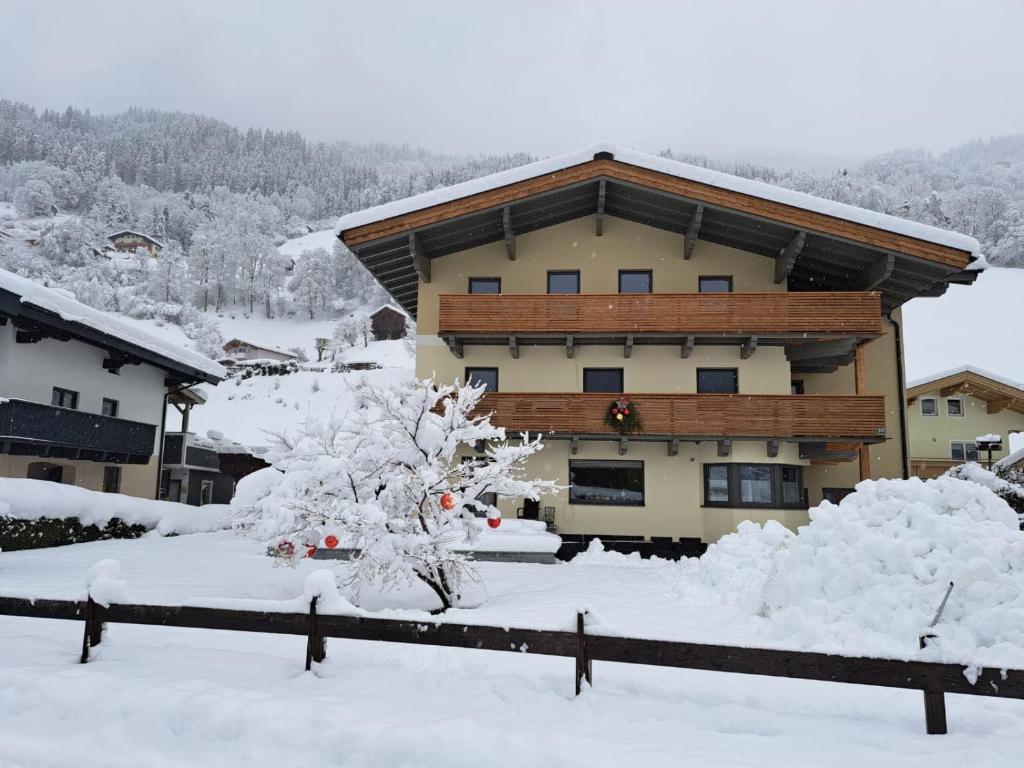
[369,304,408,340]
[906,366,1024,478]
[336,141,982,547]
[0,269,224,497]
[107,230,163,257]
[160,431,269,506]
[222,338,299,363]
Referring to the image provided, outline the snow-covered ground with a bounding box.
[276,227,340,262]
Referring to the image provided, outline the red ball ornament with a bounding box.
[440,492,456,510]
[623,408,630,415]
[306,546,317,558]
[487,516,501,529]
[324,534,339,549]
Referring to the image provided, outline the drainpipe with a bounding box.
[155,380,201,500]
[885,311,910,480]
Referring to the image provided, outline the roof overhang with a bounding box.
[337,150,979,319]
[906,370,1024,416]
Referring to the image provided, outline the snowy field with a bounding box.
[1,523,1023,767]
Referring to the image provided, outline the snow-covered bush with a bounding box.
[231,378,558,611]
[946,461,1024,519]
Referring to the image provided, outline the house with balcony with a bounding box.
[335,142,982,546]
[906,366,1024,478]
[0,269,225,497]
[160,430,269,505]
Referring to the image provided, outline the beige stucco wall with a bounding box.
[0,454,159,497]
[907,391,1024,464]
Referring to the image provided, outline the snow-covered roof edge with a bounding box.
[223,338,298,358]
[0,269,224,381]
[107,229,164,249]
[369,303,410,319]
[907,365,1024,392]
[335,140,981,258]
[995,446,1024,470]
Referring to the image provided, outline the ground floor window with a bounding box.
[102,466,121,494]
[951,441,978,462]
[703,463,805,509]
[822,487,855,504]
[200,479,214,505]
[569,460,644,506]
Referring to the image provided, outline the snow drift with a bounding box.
[682,476,1024,666]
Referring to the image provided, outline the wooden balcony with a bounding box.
[438,292,882,369]
[0,398,156,464]
[477,393,887,447]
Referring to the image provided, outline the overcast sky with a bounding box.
[2,0,1022,165]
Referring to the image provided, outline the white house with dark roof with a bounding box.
[222,338,299,363]
[0,269,225,498]
[107,230,163,257]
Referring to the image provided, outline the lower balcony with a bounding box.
[0,398,156,464]
[477,392,886,455]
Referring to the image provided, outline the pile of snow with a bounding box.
[682,476,1024,666]
[0,478,231,535]
[86,558,126,607]
[458,518,560,554]
[570,538,645,566]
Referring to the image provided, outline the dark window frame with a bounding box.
[569,459,645,507]
[465,367,499,393]
[51,387,79,410]
[951,441,979,462]
[618,269,653,294]
[791,380,805,395]
[583,367,624,393]
[946,397,964,417]
[102,398,119,418]
[697,368,739,394]
[468,276,502,294]
[920,397,938,416]
[102,466,121,494]
[547,270,581,294]
[702,463,806,509]
[822,487,855,504]
[698,275,734,293]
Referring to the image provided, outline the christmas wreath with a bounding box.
[605,396,641,434]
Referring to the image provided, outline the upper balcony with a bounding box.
[438,292,883,370]
[0,398,156,464]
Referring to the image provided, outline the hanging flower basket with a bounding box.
[605,396,641,434]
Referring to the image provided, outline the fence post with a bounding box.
[575,610,591,695]
[305,595,326,670]
[919,634,947,734]
[80,597,104,664]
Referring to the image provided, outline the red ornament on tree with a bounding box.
[306,546,317,558]
[487,516,501,529]
[440,492,456,510]
[324,534,339,549]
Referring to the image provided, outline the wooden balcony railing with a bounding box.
[477,393,887,441]
[439,292,882,337]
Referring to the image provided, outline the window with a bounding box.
[547,270,580,294]
[618,270,652,293]
[468,277,501,294]
[791,380,805,395]
[199,480,214,506]
[465,367,499,392]
[946,398,964,417]
[51,387,78,409]
[699,276,733,293]
[570,460,644,506]
[102,398,119,417]
[920,397,937,416]
[697,368,738,394]
[822,487,855,504]
[583,368,623,393]
[102,466,121,494]
[703,464,805,509]
[951,441,979,462]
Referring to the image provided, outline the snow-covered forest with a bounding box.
[1,100,1023,360]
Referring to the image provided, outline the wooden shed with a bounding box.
[370,305,407,340]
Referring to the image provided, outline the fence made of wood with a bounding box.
[2,594,1021,736]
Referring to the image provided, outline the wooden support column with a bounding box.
[595,180,606,236]
[305,595,326,670]
[684,205,703,259]
[774,231,806,284]
[740,336,758,359]
[919,635,947,734]
[856,344,870,481]
[575,611,592,695]
[80,597,104,664]
[502,206,516,260]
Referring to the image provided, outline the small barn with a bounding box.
[108,230,163,256]
[370,304,408,341]
[222,338,299,363]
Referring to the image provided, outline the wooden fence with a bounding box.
[1,595,1021,736]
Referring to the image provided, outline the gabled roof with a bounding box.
[223,338,298,358]
[336,141,982,318]
[906,366,1024,416]
[0,269,224,384]
[107,230,164,249]
[369,303,408,319]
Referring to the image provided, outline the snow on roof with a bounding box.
[335,140,982,257]
[0,268,225,380]
[107,230,164,249]
[907,365,1024,392]
[996,446,1024,470]
[369,303,409,318]
[223,338,298,358]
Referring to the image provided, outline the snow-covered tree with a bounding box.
[288,247,336,319]
[232,378,558,611]
[13,179,55,217]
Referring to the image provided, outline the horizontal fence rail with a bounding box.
[438,292,884,336]
[1,595,1021,735]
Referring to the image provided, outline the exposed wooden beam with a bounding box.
[767,439,779,458]
[624,334,633,359]
[717,439,732,458]
[596,180,607,236]
[681,335,694,359]
[774,231,806,284]
[668,438,680,457]
[740,336,758,359]
[988,398,1012,415]
[618,436,629,456]
[502,206,516,260]
[508,335,519,359]
[444,336,463,359]
[409,232,430,283]
[566,334,575,359]
[570,436,579,455]
[939,384,965,397]
[683,205,703,259]
[855,253,895,290]
[786,338,856,362]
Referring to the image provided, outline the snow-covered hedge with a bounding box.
[0,478,231,550]
[946,461,1024,518]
